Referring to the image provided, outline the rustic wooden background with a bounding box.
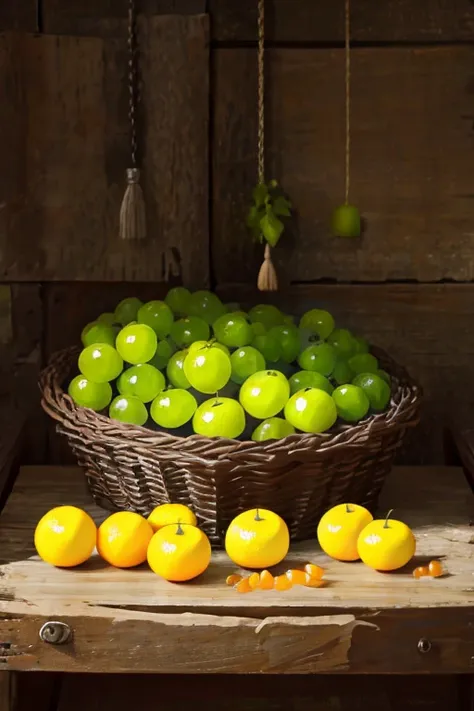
[2,0,474,469]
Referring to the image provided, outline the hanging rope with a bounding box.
[119,0,147,240]
[344,0,351,205]
[256,0,278,292]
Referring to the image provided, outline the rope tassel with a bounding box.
[257,243,278,291]
[120,168,146,240]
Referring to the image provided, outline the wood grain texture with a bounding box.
[0,2,37,32]
[56,674,462,711]
[212,46,474,285]
[0,466,473,673]
[43,0,206,36]
[0,674,13,711]
[217,283,474,464]
[0,19,209,286]
[209,0,474,43]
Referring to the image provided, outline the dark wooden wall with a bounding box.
[2,0,474,465]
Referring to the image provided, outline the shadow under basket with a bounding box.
[40,346,422,547]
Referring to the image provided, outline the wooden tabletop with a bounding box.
[0,465,473,674]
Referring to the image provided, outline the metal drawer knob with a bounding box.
[39,621,71,645]
[417,637,432,654]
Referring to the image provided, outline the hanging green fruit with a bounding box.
[331,204,360,238]
[246,179,292,248]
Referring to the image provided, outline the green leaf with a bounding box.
[252,183,268,207]
[272,195,292,217]
[269,179,278,189]
[247,205,265,241]
[260,209,284,247]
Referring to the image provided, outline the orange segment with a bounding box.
[428,560,443,578]
[248,572,260,589]
[304,563,325,579]
[259,569,274,590]
[226,574,242,586]
[413,566,429,579]
[285,569,307,585]
[274,574,293,591]
[304,574,325,588]
[235,577,252,593]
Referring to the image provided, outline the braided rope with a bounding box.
[344,0,351,204]
[257,0,265,184]
[127,0,138,167]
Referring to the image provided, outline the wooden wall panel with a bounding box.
[0,17,209,286]
[213,46,474,286]
[0,2,37,32]
[209,0,474,43]
[43,1,206,36]
[217,283,474,465]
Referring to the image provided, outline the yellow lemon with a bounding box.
[97,511,153,568]
[34,505,97,567]
[147,503,197,532]
[357,512,416,571]
[147,522,211,581]
[225,508,289,569]
[317,503,373,561]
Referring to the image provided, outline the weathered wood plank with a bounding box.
[41,0,474,42]
[0,2,37,32]
[217,283,474,465]
[213,46,474,285]
[43,1,206,36]
[0,674,13,711]
[0,19,209,286]
[57,673,461,710]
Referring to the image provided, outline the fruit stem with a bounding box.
[345,504,353,514]
[176,519,185,536]
[383,509,394,529]
[254,508,264,521]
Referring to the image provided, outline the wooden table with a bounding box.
[0,465,473,676]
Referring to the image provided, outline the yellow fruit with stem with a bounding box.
[225,508,289,569]
[147,522,211,582]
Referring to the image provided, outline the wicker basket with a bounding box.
[40,346,421,546]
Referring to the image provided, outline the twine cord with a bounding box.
[344,0,351,205]
[128,0,138,168]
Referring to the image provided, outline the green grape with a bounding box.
[150,388,197,429]
[170,316,210,348]
[166,350,191,389]
[137,300,174,338]
[109,395,148,426]
[188,340,230,356]
[117,364,165,403]
[332,384,370,422]
[114,297,143,326]
[299,309,335,339]
[297,343,336,376]
[97,312,118,326]
[192,397,246,439]
[352,373,391,412]
[149,338,176,370]
[353,336,369,354]
[81,321,116,348]
[332,358,355,386]
[268,325,300,363]
[376,369,391,385]
[213,314,253,348]
[68,375,112,411]
[348,353,378,375]
[116,323,157,365]
[251,417,295,442]
[252,332,281,363]
[239,370,290,419]
[250,321,266,338]
[248,304,284,330]
[284,388,337,434]
[298,327,321,352]
[183,346,231,394]
[78,344,123,383]
[230,346,266,385]
[289,370,333,396]
[328,328,356,357]
[188,290,226,325]
[165,287,191,317]
[231,310,249,321]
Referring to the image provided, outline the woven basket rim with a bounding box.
[40,345,422,457]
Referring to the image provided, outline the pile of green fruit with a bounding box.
[67,288,392,441]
